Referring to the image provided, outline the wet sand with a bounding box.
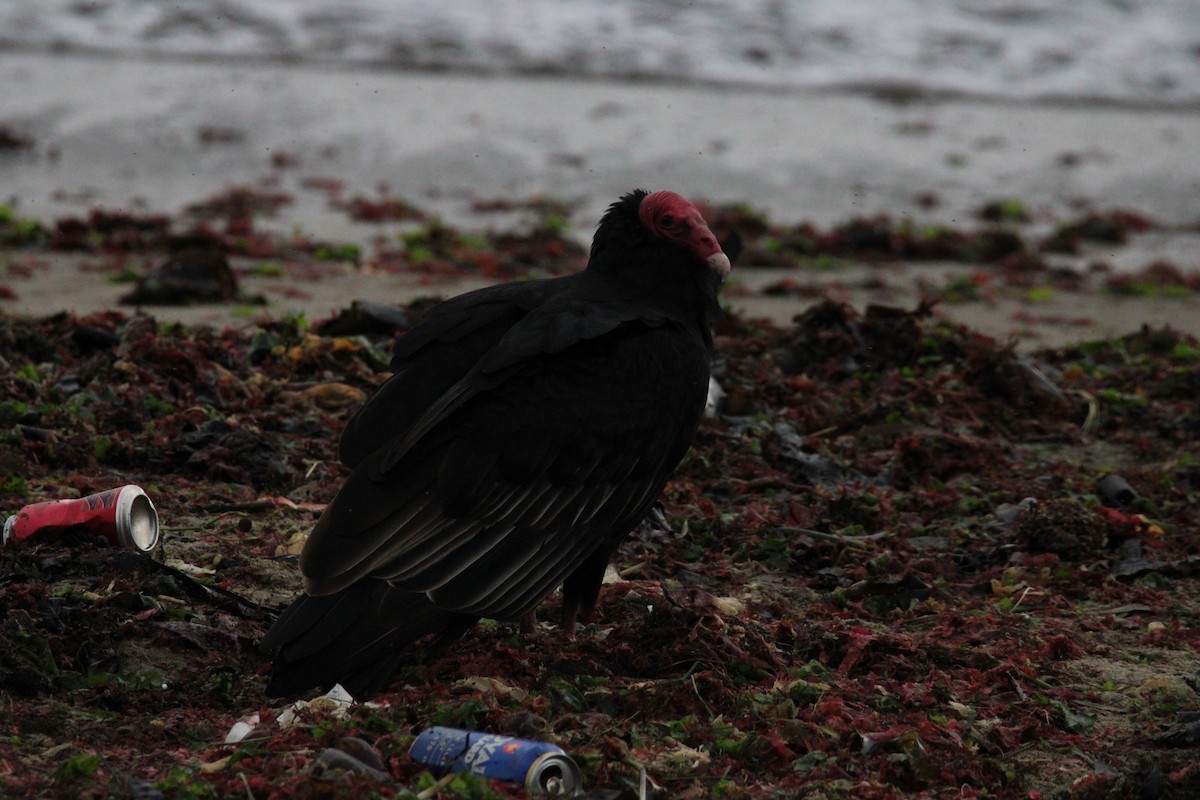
[2,51,1200,347]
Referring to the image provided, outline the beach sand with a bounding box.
[3,51,1200,346]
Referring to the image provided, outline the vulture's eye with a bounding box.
[660,214,675,228]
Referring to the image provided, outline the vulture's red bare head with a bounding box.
[638,191,731,282]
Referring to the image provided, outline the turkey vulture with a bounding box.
[261,189,730,699]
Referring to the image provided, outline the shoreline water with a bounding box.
[6,0,1200,107]
[9,43,1200,114]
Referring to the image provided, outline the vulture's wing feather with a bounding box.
[347,278,674,479]
[338,277,571,469]
[298,318,709,621]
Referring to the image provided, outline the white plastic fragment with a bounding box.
[705,377,725,417]
[224,713,260,744]
[275,683,357,727]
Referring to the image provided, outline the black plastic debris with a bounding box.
[317,300,412,336]
[120,238,254,306]
[1096,473,1137,508]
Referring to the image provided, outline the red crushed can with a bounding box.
[2,485,160,553]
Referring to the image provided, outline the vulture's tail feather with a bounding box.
[261,580,476,700]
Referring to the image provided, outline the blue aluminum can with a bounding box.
[408,726,581,797]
